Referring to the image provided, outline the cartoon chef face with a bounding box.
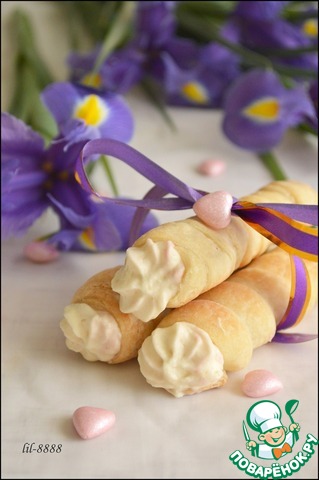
[258,426,287,446]
[247,400,286,445]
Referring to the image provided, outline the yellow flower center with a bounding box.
[74,95,108,126]
[81,73,103,89]
[302,19,318,38]
[181,81,209,104]
[243,97,280,123]
[79,227,97,251]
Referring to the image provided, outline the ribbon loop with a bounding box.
[77,139,203,205]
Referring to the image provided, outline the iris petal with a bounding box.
[48,188,94,229]
[41,82,79,126]
[2,201,48,239]
[1,113,44,169]
[87,213,123,251]
[47,229,82,251]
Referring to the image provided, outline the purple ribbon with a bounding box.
[76,139,318,343]
[273,255,316,342]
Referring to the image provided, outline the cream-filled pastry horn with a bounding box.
[60,267,166,364]
[138,249,318,397]
[112,180,317,322]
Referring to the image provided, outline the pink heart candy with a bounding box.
[72,406,116,440]
[24,241,60,263]
[242,369,283,398]
[197,159,226,177]
[193,191,233,229]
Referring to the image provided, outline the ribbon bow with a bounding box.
[273,442,292,459]
[75,139,318,344]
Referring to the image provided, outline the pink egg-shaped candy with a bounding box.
[72,406,116,440]
[242,369,283,398]
[193,191,233,229]
[197,159,226,177]
[24,241,60,263]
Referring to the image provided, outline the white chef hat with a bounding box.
[247,400,283,433]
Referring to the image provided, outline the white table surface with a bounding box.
[1,3,318,479]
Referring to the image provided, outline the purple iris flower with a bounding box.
[1,113,91,239]
[234,1,289,21]
[121,1,199,81]
[1,113,158,250]
[163,37,240,108]
[66,1,200,97]
[41,82,134,147]
[68,47,145,95]
[222,69,316,152]
[135,1,177,50]
[232,2,318,72]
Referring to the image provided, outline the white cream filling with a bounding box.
[138,322,225,397]
[111,239,185,322]
[60,303,121,362]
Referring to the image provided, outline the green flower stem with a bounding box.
[36,231,59,242]
[177,1,237,18]
[100,155,119,197]
[86,156,119,196]
[92,1,136,73]
[257,45,318,57]
[140,77,177,132]
[86,161,98,177]
[258,151,288,181]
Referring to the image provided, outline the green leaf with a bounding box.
[283,5,318,22]
[12,10,53,88]
[28,96,58,144]
[296,123,318,137]
[57,1,127,44]
[8,56,57,141]
[92,1,136,73]
[7,9,57,141]
[8,61,35,121]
